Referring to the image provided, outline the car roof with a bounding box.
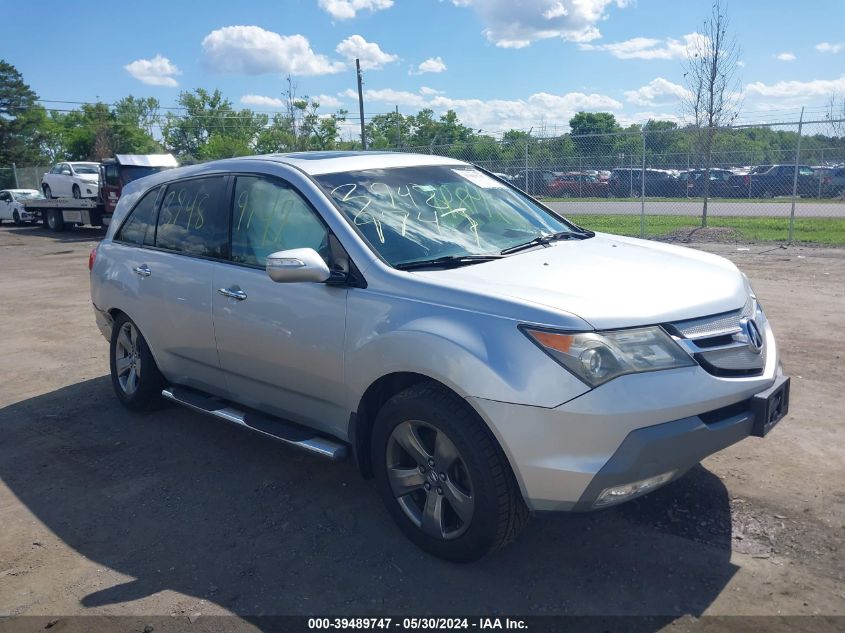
[235,151,466,176]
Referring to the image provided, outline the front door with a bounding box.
[211,175,348,437]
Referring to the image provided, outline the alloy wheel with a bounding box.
[385,420,474,540]
[114,322,142,395]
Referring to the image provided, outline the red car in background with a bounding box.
[547,172,609,198]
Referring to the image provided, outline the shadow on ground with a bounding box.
[0,224,105,243]
[0,378,737,621]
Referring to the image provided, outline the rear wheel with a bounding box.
[46,209,65,232]
[372,382,528,562]
[109,315,165,411]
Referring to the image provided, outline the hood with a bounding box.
[77,174,99,183]
[414,233,746,330]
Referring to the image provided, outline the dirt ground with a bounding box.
[0,224,843,629]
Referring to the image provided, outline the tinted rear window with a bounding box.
[115,187,160,246]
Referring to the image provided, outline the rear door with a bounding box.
[111,176,230,393]
[211,174,348,436]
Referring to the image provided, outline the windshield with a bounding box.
[314,165,578,267]
[12,190,43,200]
[73,165,99,174]
[121,166,167,184]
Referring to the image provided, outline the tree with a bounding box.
[569,112,619,159]
[826,92,844,139]
[682,0,741,225]
[0,59,52,167]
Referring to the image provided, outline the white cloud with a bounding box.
[419,86,444,95]
[816,42,844,54]
[353,86,622,131]
[581,32,705,60]
[623,77,689,106]
[341,88,428,107]
[736,60,746,67]
[776,52,796,61]
[318,0,393,19]
[202,26,345,76]
[412,56,447,74]
[450,0,630,48]
[241,94,285,107]
[124,55,181,87]
[746,75,845,98]
[336,34,398,70]
[241,93,344,109]
[314,94,344,108]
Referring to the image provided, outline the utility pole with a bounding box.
[356,59,367,150]
[640,121,647,238]
[788,106,804,243]
[395,105,401,148]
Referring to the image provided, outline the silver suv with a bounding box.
[89,152,790,562]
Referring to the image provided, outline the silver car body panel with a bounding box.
[91,152,783,510]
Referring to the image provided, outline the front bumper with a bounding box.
[469,322,785,512]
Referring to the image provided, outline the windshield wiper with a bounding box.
[395,254,503,271]
[500,230,592,255]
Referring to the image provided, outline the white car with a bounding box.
[41,162,101,199]
[0,189,42,226]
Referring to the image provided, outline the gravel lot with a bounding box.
[0,224,843,628]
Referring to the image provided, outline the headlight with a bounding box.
[522,325,695,387]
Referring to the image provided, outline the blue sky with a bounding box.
[6,0,845,137]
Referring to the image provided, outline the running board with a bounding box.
[161,386,348,462]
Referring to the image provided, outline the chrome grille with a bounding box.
[672,297,754,340]
[669,298,766,377]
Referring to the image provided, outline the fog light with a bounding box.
[593,471,675,508]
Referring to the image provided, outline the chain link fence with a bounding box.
[3,119,844,243]
[0,165,51,191]
[398,119,845,244]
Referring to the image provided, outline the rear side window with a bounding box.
[231,176,328,267]
[115,187,160,246]
[156,177,228,258]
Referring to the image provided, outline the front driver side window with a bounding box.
[231,176,329,267]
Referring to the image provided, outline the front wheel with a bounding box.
[372,382,528,562]
[72,184,81,199]
[12,211,23,227]
[109,315,166,411]
[43,184,52,199]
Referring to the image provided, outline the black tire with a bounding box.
[12,211,22,227]
[46,209,65,232]
[43,184,52,199]
[371,381,528,562]
[72,184,81,199]
[109,314,166,411]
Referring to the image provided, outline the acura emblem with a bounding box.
[740,318,764,353]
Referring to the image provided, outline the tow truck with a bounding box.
[24,154,178,231]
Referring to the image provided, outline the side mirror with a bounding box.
[266,248,331,283]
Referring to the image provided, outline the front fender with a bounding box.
[344,294,590,412]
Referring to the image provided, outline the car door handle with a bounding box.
[133,265,151,277]
[218,287,247,301]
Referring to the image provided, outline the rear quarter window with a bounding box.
[114,187,160,246]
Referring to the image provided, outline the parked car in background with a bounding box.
[0,189,43,225]
[821,166,845,197]
[677,169,740,198]
[90,151,789,562]
[42,162,101,199]
[548,172,609,198]
[741,164,816,198]
[511,169,558,196]
[607,168,679,197]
